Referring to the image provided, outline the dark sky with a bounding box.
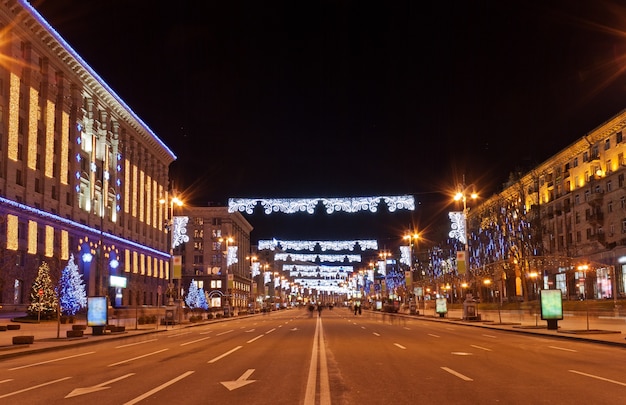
[33,0,626,246]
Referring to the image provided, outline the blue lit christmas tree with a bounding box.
[57,254,87,316]
[27,261,58,319]
[185,279,209,311]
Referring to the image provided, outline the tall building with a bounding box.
[472,108,626,301]
[0,1,176,308]
[176,206,253,315]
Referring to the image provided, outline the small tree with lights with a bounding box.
[28,261,59,320]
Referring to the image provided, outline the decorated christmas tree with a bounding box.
[27,261,58,319]
[197,286,209,310]
[57,254,87,316]
[185,279,200,310]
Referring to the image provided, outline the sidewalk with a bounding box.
[0,313,174,360]
[1,309,625,360]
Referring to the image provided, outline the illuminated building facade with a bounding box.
[472,108,626,299]
[0,1,176,307]
[176,206,253,314]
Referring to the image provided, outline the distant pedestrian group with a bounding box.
[353,302,361,315]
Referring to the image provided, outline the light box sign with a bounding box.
[540,289,563,320]
[109,275,127,288]
[87,296,108,326]
[436,298,448,314]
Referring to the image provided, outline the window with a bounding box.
[608,201,613,213]
[17,143,23,160]
[605,139,610,150]
[573,157,579,167]
[34,177,40,193]
[618,131,624,143]
[16,169,23,186]
[193,255,203,264]
[607,180,612,192]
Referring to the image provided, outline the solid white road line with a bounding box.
[108,349,169,367]
[208,346,242,364]
[441,367,473,381]
[0,377,72,399]
[304,315,331,405]
[9,351,95,370]
[549,345,577,352]
[569,370,626,386]
[123,371,194,405]
[180,336,211,346]
[116,339,158,348]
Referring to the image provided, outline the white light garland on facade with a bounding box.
[258,239,378,251]
[448,211,466,244]
[275,253,361,263]
[228,195,415,215]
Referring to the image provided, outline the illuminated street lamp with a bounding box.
[403,232,419,307]
[577,264,591,330]
[529,271,539,325]
[452,179,478,284]
[159,195,183,306]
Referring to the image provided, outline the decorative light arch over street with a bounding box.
[258,239,379,252]
[228,195,415,215]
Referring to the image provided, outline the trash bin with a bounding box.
[463,300,478,320]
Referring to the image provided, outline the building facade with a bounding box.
[473,108,626,301]
[0,1,176,308]
[177,206,253,314]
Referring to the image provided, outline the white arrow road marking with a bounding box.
[65,373,135,398]
[441,367,473,381]
[221,369,257,391]
[0,377,71,399]
[123,371,194,405]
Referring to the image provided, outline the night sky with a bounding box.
[33,0,626,246]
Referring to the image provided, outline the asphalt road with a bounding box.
[1,308,625,404]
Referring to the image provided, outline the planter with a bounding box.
[0,325,7,331]
[72,324,87,331]
[66,330,83,338]
[7,324,20,330]
[13,335,34,344]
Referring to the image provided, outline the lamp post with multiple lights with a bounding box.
[453,179,477,296]
[159,195,183,306]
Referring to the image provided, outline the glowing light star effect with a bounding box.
[258,239,378,251]
[448,211,466,244]
[172,216,190,249]
[275,253,362,263]
[228,195,415,215]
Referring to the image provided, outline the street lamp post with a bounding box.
[220,236,234,315]
[529,271,539,325]
[577,264,591,331]
[159,195,183,306]
[403,232,419,311]
[247,255,258,313]
[454,179,477,296]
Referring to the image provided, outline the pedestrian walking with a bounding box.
[317,304,323,317]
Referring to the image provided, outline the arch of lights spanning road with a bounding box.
[229,195,415,215]
[235,195,415,298]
